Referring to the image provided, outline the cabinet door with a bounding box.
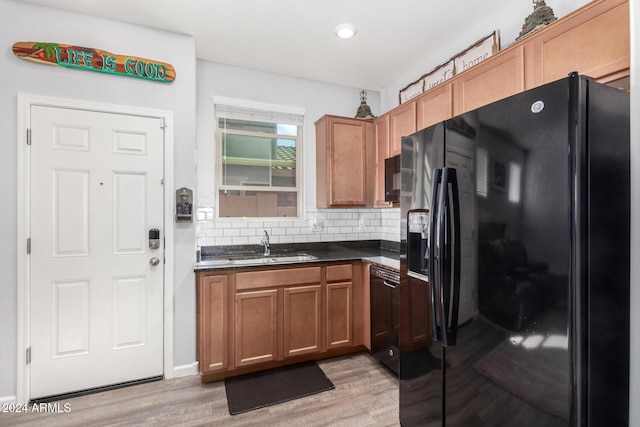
[326,282,353,349]
[198,274,229,373]
[283,285,322,358]
[315,115,373,207]
[399,276,431,349]
[416,83,454,130]
[454,46,525,115]
[373,114,391,207]
[235,289,279,367]
[370,278,394,348]
[389,101,416,156]
[530,0,629,86]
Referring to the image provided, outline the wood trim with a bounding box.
[315,116,329,208]
[352,262,367,348]
[236,266,321,290]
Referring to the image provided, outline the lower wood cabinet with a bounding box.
[197,274,229,374]
[399,275,432,351]
[196,262,364,382]
[326,264,353,349]
[283,284,323,358]
[235,289,279,367]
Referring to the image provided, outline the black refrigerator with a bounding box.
[399,73,629,426]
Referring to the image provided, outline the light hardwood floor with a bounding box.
[2,352,400,426]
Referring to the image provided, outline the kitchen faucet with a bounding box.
[260,230,270,256]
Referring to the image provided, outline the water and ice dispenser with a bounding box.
[407,209,430,281]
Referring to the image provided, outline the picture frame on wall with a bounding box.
[492,159,507,192]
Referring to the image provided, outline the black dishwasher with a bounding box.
[369,264,400,376]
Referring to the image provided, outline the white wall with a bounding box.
[0,0,197,400]
[195,60,398,248]
[381,0,592,111]
[629,1,638,424]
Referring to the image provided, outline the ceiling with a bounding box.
[13,0,588,92]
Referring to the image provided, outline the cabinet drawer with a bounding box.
[326,264,352,282]
[236,266,322,290]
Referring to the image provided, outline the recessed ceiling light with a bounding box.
[334,23,357,39]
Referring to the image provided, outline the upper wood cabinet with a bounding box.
[389,101,416,156]
[416,82,454,130]
[315,115,374,208]
[373,114,391,208]
[529,0,629,86]
[454,45,525,115]
[372,102,418,209]
[378,0,628,137]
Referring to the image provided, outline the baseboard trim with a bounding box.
[173,362,199,378]
[0,395,17,404]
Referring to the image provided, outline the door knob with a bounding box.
[150,257,160,266]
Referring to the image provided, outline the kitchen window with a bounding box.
[215,100,304,218]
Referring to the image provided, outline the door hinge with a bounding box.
[27,238,31,254]
[26,128,31,145]
[26,347,31,364]
[160,118,167,129]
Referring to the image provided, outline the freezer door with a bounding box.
[443,77,572,426]
[399,124,445,426]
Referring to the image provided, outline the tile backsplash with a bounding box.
[196,207,401,248]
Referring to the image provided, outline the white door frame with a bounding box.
[16,94,175,404]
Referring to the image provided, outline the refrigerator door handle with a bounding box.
[428,168,442,342]
[440,167,461,347]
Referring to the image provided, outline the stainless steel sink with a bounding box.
[226,252,317,265]
[228,257,275,265]
[271,254,317,262]
[197,259,234,267]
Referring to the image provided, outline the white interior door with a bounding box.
[446,149,476,324]
[29,105,165,399]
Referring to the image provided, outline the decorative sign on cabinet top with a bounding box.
[12,41,176,83]
[399,31,499,104]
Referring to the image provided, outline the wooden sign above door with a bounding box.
[12,41,176,83]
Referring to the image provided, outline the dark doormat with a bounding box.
[224,361,335,415]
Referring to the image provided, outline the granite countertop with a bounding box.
[194,240,400,272]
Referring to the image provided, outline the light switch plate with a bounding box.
[310,218,322,232]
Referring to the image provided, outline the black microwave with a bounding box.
[384,155,400,203]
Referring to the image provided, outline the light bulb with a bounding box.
[334,23,357,39]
